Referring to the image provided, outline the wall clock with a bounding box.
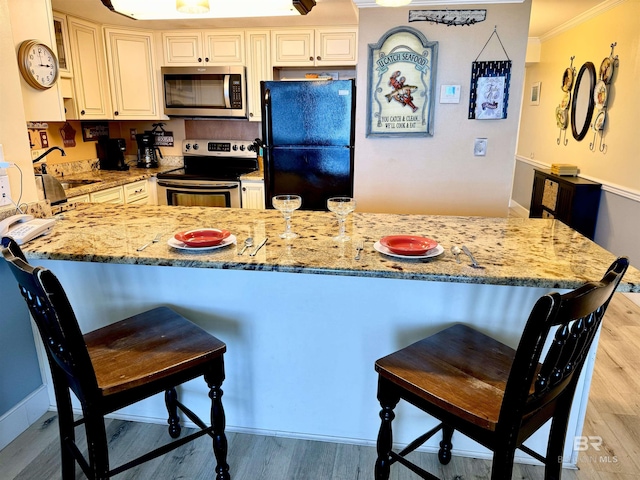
[17,39,59,90]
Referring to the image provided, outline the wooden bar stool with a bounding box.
[374,257,628,480]
[1,237,231,480]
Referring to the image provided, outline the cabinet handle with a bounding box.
[249,112,254,117]
[309,56,313,61]
[114,111,119,116]
[317,56,321,61]
[198,57,202,62]
[242,187,246,191]
[205,57,209,62]
[80,110,85,115]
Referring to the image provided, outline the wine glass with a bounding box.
[327,197,356,242]
[272,195,302,239]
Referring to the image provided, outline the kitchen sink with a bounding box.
[60,179,102,189]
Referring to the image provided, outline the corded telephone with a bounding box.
[0,214,56,245]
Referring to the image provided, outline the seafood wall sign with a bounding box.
[366,26,438,137]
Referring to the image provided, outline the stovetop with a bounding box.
[158,139,260,180]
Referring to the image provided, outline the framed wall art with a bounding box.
[366,26,438,137]
[530,82,541,106]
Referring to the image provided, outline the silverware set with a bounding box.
[249,237,268,257]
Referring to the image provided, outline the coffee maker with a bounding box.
[136,134,161,168]
[96,137,129,171]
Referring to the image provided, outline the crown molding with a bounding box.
[538,0,627,43]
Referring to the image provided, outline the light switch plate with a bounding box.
[474,138,487,156]
[0,174,11,206]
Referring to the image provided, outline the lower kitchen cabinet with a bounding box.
[529,169,601,239]
[123,180,149,205]
[67,194,90,203]
[90,185,125,204]
[241,179,265,209]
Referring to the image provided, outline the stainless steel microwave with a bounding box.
[161,66,247,118]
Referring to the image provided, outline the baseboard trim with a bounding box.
[0,386,50,451]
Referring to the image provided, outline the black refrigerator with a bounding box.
[261,79,355,211]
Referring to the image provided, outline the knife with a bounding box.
[249,237,268,257]
[461,245,483,268]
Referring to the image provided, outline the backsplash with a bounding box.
[34,156,184,178]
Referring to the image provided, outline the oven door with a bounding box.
[157,179,241,208]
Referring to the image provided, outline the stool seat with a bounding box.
[87,306,226,396]
[376,323,518,431]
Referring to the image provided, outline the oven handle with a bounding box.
[157,181,239,190]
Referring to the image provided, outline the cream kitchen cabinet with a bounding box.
[104,28,160,120]
[241,179,265,209]
[271,27,357,67]
[90,185,124,204]
[162,30,245,65]
[245,30,272,122]
[66,16,112,120]
[123,179,149,205]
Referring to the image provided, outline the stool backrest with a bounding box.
[1,237,98,401]
[500,257,628,429]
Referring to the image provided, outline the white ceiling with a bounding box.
[49,0,606,39]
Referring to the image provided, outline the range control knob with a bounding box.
[239,145,245,151]
[192,143,199,150]
[232,144,238,151]
[184,143,191,151]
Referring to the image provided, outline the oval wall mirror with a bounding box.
[571,62,596,141]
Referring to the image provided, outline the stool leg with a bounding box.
[165,388,182,439]
[206,361,230,480]
[438,424,454,465]
[375,378,400,480]
[54,384,76,480]
[84,411,110,480]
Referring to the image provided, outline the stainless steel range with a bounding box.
[157,139,259,208]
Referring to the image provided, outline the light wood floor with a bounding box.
[1,293,638,480]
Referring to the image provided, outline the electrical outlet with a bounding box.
[0,174,11,206]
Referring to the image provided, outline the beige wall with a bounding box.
[517,0,639,191]
[353,1,531,216]
[1,0,39,205]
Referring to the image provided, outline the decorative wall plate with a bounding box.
[593,110,606,131]
[561,67,574,93]
[593,80,607,110]
[599,57,614,84]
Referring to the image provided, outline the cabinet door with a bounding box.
[162,32,204,65]
[123,180,149,204]
[241,180,265,209]
[105,28,159,119]
[314,28,357,66]
[67,16,112,119]
[90,186,124,204]
[271,30,314,66]
[52,13,72,77]
[204,31,245,65]
[245,30,272,122]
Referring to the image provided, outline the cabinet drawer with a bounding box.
[124,180,148,204]
[90,186,124,204]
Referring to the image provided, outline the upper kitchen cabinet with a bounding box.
[104,28,160,120]
[245,30,272,122]
[162,30,245,66]
[66,16,112,120]
[271,27,357,67]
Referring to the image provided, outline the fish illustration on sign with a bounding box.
[384,70,419,112]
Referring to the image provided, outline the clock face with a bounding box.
[18,40,59,90]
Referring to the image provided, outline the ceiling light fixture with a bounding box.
[376,0,412,6]
[176,0,210,14]
[101,0,315,19]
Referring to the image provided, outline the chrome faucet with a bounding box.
[32,146,66,163]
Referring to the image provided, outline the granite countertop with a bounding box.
[60,165,180,198]
[20,204,640,292]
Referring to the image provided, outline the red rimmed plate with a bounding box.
[379,235,438,256]
[174,229,231,248]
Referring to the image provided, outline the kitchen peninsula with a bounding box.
[14,204,640,467]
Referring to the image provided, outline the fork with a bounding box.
[137,233,162,251]
[354,240,365,260]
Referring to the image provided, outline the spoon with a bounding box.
[451,245,461,264]
[238,237,253,255]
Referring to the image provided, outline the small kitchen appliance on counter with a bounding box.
[135,134,161,168]
[96,137,129,171]
[156,139,259,208]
